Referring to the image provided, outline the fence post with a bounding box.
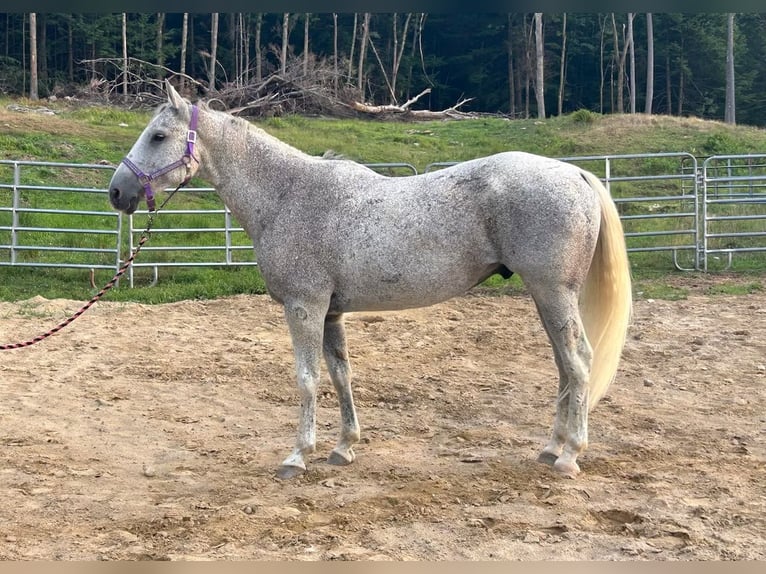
[11,162,20,265]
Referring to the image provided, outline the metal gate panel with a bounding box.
[702,154,766,270]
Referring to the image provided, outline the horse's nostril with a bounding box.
[110,187,121,202]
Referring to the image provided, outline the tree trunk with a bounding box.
[209,12,219,92]
[507,14,515,116]
[557,13,567,116]
[612,14,626,113]
[332,13,338,95]
[677,64,684,116]
[645,13,654,114]
[280,13,289,75]
[347,13,358,84]
[234,14,241,85]
[523,14,531,118]
[406,13,428,101]
[357,13,370,100]
[303,13,310,77]
[599,14,607,113]
[534,13,545,119]
[156,13,164,68]
[390,13,411,103]
[254,13,263,84]
[67,15,73,82]
[121,13,128,102]
[665,54,672,115]
[725,13,736,125]
[242,14,250,86]
[180,13,188,91]
[628,13,635,113]
[39,13,46,85]
[29,12,38,100]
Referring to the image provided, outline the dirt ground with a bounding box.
[0,280,764,561]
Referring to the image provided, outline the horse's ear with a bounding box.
[165,79,185,110]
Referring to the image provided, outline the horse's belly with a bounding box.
[331,262,497,313]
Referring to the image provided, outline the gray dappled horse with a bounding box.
[109,81,632,480]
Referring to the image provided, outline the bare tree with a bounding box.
[557,13,567,116]
[156,13,165,68]
[332,13,339,95]
[67,15,74,82]
[534,13,545,118]
[628,13,635,113]
[390,13,412,102]
[280,13,289,75]
[241,14,250,85]
[180,13,188,91]
[303,13,310,77]
[254,13,263,84]
[645,13,654,114]
[507,14,515,116]
[39,13,46,85]
[611,14,629,113]
[209,13,219,92]
[406,13,429,101]
[725,13,736,124]
[523,14,531,118]
[599,14,608,113]
[347,13,358,84]
[121,13,128,102]
[357,13,370,100]
[367,13,412,104]
[29,12,38,100]
[666,55,672,114]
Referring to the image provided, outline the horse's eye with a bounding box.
[152,133,166,142]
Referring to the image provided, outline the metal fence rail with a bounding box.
[126,191,258,287]
[2,155,766,284]
[0,160,121,271]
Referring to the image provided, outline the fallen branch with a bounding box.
[351,88,431,114]
[351,92,476,120]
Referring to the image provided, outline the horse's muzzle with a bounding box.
[108,169,143,214]
[109,185,141,214]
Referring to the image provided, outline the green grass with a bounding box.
[1,99,766,304]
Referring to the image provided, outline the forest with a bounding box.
[3,13,766,126]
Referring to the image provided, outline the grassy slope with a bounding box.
[1,97,765,303]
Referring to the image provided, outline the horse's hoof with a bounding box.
[276,464,306,480]
[552,458,580,479]
[327,448,355,466]
[536,451,559,467]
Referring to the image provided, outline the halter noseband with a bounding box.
[121,104,199,211]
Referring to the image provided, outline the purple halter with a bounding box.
[121,104,199,211]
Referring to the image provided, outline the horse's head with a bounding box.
[108,80,201,214]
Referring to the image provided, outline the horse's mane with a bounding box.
[321,149,347,160]
[158,96,351,163]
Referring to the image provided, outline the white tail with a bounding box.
[578,170,633,411]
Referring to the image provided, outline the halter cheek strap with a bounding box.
[121,104,199,211]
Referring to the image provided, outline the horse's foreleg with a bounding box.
[323,314,360,466]
[277,301,326,479]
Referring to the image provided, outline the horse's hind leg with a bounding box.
[528,284,593,478]
[536,345,568,466]
[323,314,361,466]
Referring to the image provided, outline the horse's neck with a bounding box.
[199,109,310,190]
[196,110,314,232]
